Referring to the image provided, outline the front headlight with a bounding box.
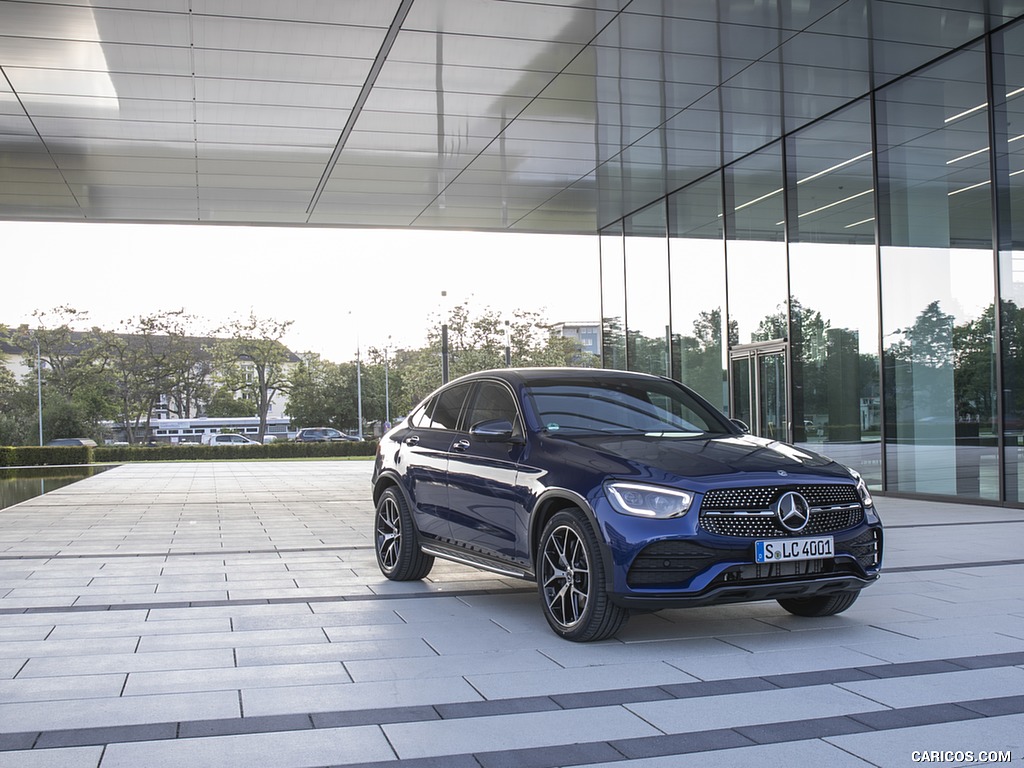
[849,468,874,507]
[605,481,693,519]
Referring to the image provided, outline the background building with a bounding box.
[599,19,1024,505]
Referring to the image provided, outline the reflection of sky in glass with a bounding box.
[669,237,725,334]
[625,233,670,372]
[881,247,994,337]
[725,240,788,343]
[789,243,877,355]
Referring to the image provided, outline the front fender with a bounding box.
[529,487,617,593]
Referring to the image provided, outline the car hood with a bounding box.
[541,432,853,487]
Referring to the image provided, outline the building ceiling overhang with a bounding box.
[2,0,1022,235]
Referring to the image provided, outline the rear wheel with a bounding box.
[777,590,859,617]
[537,509,628,642]
[374,487,434,581]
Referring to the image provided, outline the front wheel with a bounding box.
[374,487,434,581]
[537,509,628,642]
[777,590,859,617]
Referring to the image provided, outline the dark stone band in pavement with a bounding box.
[3,649,1023,756]
[3,557,1024,617]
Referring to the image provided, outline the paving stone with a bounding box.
[98,725,396,768]
[827,712,1024,768]
[384,706,660,760]
[34,722,178,749]
[624,684,888,735]
[2,463,1023,768]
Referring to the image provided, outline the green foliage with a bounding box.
[206,387,258,417]
[285,354,353,429]
[5,446,93,466]
[92,440,376,463]
[391,303,599,413]
[4,302,599,449]
[214,313,293,440]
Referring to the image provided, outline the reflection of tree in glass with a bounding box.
[756,298,879,442]
[602,316,626,370]
[886,300,997,430]
[887,301,954,368]
[1001,300,1024,430]
[954,303,996,422]
[674,308,735,409]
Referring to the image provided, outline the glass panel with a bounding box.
[724,142,789,346]
[786,98,881,488]
[600,224,626,370]
[624,202,670,376]
[731,355,753,431]
[668,172,729,412]
[759,351,788,441]
[993,19,1024,504]
[877,46,998,500]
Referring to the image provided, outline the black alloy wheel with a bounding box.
[374,487,434,581]
[537,509,628,642]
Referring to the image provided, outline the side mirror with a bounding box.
[730,418,750,434]
[470,418,521,442]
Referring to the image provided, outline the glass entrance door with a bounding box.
[730,341,789,441]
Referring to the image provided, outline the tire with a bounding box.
[374,487,434,581]
[777,590,859,617]
[536,509,628,642]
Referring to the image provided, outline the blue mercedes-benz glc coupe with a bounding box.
[372,368,882,641]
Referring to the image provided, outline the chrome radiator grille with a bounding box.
[699,484,864,538]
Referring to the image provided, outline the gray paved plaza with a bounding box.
[1,460,1023,767]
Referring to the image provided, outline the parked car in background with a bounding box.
[46,438,98,447]
[294,427,361,442]
[204,433,261,446]
[371,368,883,642]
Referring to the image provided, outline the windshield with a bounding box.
[524,377,732,437]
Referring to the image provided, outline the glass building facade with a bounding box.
[600,18,1024,505]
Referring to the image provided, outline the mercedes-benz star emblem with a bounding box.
[775,491,811,533]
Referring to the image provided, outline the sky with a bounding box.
[1,221,600,362]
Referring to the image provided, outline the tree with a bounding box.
[10,306,98,399]
[206,387,257,418]
[7,307,114,444]
[156,311,212,419]
[397,302,597,409]
[0,361,32,446]
[214,313,294,441]
[285,354,352,429]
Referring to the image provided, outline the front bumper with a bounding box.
[596,491,883,611]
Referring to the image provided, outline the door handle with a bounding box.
[404,435,420,446]
[451,439,471,452]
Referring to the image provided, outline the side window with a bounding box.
[426,383,472,430]
[406,398,433,428]
[465,381,520,432]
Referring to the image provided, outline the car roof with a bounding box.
[446,367,669,387]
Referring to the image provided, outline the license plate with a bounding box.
[755,536,834,563]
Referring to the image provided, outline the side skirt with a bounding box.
[420,543,536,582]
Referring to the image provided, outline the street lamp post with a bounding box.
[350,311,366,438]
[34,336,43,446]
[384,335,392,428]
[356,346,363,440]
[348,311,363,440]
[440,290,450,384]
